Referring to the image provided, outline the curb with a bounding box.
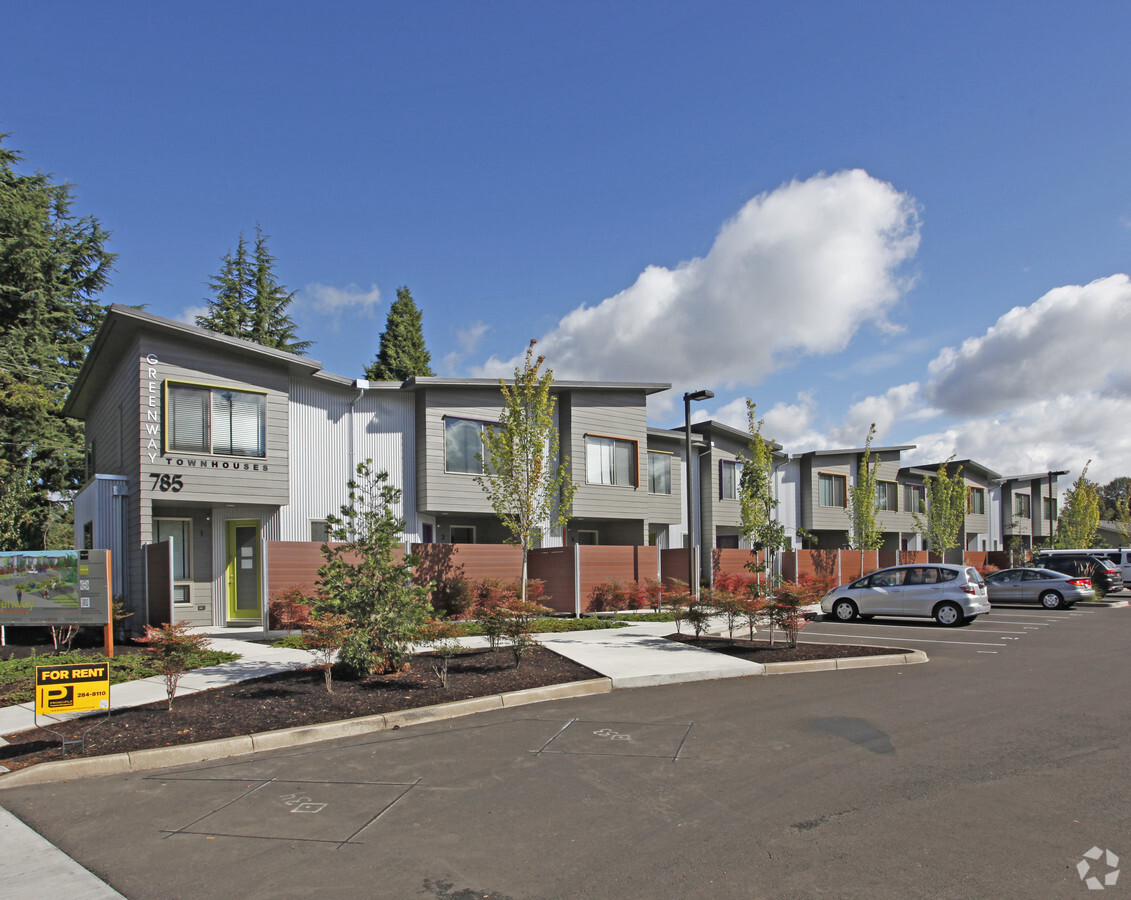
[1075,599,1128,608]
[761,649,928,675]
[0,677,613,790]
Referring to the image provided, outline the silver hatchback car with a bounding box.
[821,564,991,626]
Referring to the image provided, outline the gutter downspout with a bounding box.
[348,380,368,541]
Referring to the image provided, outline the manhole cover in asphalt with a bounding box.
[534,719,692,760]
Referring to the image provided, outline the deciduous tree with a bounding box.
[914,457,967,562]
[738,399,788,587]
[476,340,575,602]
[365,285,434,381]
[846,424,884,553]
[1057,462,1101,549]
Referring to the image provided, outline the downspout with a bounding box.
[349,380,368,541]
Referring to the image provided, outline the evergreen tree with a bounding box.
[365,285,434,381]
[0,134,116,549]
[197,225,310,354]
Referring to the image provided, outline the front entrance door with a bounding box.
[226,520,262,621]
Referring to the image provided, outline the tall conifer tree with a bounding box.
[0,134,116,549]
[197,225,309,354]
[365,286,434,381]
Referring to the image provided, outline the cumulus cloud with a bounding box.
[441,321,491,375]
[301,282,383,314]
[927,274,1131,416]
[177,305,210,326]
[477,170,920,390]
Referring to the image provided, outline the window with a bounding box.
[167,382,266,457]
[1043,497,1057,521]
[720,460,744,500]
[875,481,898,511]
[904,483,925,514]
[154,518,192,605]
[310,520,330,543]
[444,417,499,475]
[648,451,672,495]
[449,525,476,544]
[968,487,986,515]
[819,472,847,507]
[1014,493,1031,518]
[586,435,637,486]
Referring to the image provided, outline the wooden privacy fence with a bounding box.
[265,541,1002,614]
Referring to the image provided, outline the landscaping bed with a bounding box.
[0,645,597,772]
[666,633,909,663]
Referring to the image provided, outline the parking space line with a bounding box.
[801,630,1007,648]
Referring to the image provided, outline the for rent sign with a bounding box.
[35,662,111,714]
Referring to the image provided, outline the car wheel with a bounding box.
[831,599,858,622]
[934,601,963,627]
[1039,590,1064,610]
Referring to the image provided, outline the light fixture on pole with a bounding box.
[684,389,714,598]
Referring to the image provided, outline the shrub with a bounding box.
[302,612,355,693]
[418,618,466,687]
[588,580,629,612]
[431,576,476,619]
[134,621,211,710]
[269,586,312,632]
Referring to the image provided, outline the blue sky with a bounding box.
[4,1,1130,483]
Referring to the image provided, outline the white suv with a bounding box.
[821,564,990,626]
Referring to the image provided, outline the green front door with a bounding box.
[226,520,262,621]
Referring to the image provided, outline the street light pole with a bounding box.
[684,389,714,599]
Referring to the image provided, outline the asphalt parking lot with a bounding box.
[3,604,1129,899]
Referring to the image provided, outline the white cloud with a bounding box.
[441,321,491,374]
[177,305,210,326]
[300,282,382,314]
[476,169,920,392]
[927,274,1131,416]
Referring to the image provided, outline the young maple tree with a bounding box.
[477,340,575,602]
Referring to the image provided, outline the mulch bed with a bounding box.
[665,633,909,663]
[0,633,904,774]
[0,646,597,773]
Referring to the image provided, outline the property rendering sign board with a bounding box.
[0,550,112,626]
[34,662,111,714]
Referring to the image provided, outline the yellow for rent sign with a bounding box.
[35,662,110,714]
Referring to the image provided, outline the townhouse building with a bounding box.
[65,306,677,629]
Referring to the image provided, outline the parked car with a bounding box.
[983,567,1095,609]
[820,564,990,626]
[1038,548,1131,584]
[1031,554,1123,597]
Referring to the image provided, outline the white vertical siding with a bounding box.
[283,380,419,542]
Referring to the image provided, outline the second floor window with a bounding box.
[720,459,744,500]
[875,481,898,511]
[648,451,672,494]
[905,483,925,514]
[968,487,986,515]
[1014,493,1031,519]
[444,417,498,475]
[819,472,846,507]
[1043,497,1057,521]
[167,383,266,457]
[586,435,637,486]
